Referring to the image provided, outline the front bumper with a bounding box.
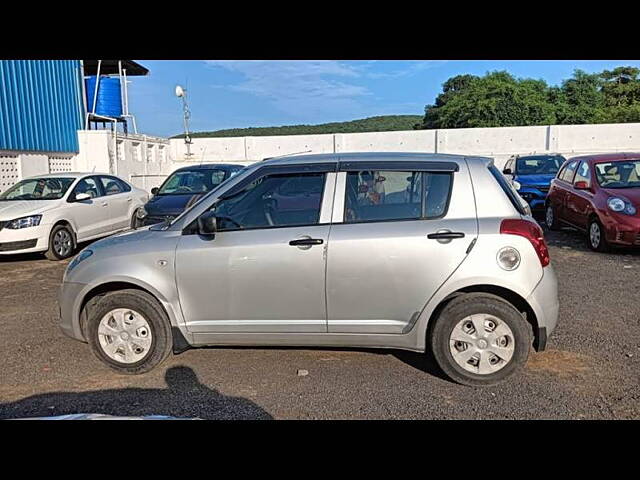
[58,281,88,342]
[518,188,549,211]
[0,224,50,254]
[526,264,559,351]
[602,212,640,247]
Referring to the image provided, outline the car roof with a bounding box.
[258,152,491,167]
[24,172,112,180]
[567,152,640,164]
[173,163,245,172]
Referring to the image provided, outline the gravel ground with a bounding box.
[0,225,638,420]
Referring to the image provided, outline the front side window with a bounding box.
[158,169,228,195]
[594,160,640,189]
[211,172,326,230]
[0,177,75,201]
[574,161,592,187]
[344,170,452,222]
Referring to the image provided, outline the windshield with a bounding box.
[516,156,564,175]
[594,160,640,189]
[0,177,75,201]
[157,169,227,195]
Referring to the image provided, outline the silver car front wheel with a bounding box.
[98,308,153,364]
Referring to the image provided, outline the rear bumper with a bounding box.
[526,265,559,351]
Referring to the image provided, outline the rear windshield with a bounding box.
[489,165,527,215]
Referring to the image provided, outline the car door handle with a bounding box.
[127,197,133,202]
[101,202,108,207]
[289,238,324,246]
[427,231,465,239]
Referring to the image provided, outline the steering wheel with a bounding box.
[176,186,194,193]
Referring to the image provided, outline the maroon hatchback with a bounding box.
[545,152,640,252]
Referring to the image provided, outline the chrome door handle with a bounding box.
[127,198,133,202]
[289,238,323,246]
[427,231,465,239]
[101,202,108,207]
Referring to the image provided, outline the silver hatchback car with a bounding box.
[59,153,559,386]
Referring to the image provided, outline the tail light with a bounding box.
[500,219,550,267]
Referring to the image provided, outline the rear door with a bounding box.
[554,160,579,223]
[565,161,594,229]
[98,175,134,231]
[326,159,478,334]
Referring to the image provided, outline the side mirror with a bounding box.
[574,180,589,190]
[197,211,217,236]
[151,187,159,195]
[73,192,91,202]
[503,168,512,175]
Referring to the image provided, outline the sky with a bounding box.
[127,60,640,138]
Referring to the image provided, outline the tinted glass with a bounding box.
[344,170,451,222]
[212,172,325,230]
[489,165,527,215]
[516,155,565,175]
[594,160,640,188]
[72,178,101,199]
[574,161,592,186]
[158,169,228,195]
[0,177,75,200]
[560,161,578,182]
[100,176,124,196]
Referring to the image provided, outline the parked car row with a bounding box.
[504,152,640,252]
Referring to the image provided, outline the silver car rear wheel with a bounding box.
[98,308,153,364]
[449,314,515,375]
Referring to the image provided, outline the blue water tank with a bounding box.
[85,76,123,117]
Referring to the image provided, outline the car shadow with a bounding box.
[0,365,272,420]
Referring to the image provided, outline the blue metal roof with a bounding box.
[0,60,85,153]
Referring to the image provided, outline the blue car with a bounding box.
[502,154,566,211]
[135,163,245,227]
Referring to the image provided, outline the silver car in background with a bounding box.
[59,153,559,386]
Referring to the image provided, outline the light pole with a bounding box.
[175,85,193,158]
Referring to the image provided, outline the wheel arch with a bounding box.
[425,284,542,351]
[77,280,189,353]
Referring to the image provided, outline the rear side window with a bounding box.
[574,161,591,186]
[489,165,527,215]
[344,170,452,222]
[560,161,578,182]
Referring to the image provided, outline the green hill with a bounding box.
[172,115,423,138]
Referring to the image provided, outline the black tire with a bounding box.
[131,209,142,229]
[587,217,610,252]
[86,289,173,374]
[430,293,533,387]
[545,202,561,231]
[45,224,76,261]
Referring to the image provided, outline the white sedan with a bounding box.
[0,172,148,260]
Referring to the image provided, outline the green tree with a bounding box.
[553,69,604,124]
[417,71,556,129]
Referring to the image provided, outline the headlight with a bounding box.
[607,197,636,215]
[136,207,148,219]
[5,215,42,229]
[66,249,93,273]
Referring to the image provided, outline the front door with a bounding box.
[66,176,112,240]
[326,165,478,334]
[175,168,336,334]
